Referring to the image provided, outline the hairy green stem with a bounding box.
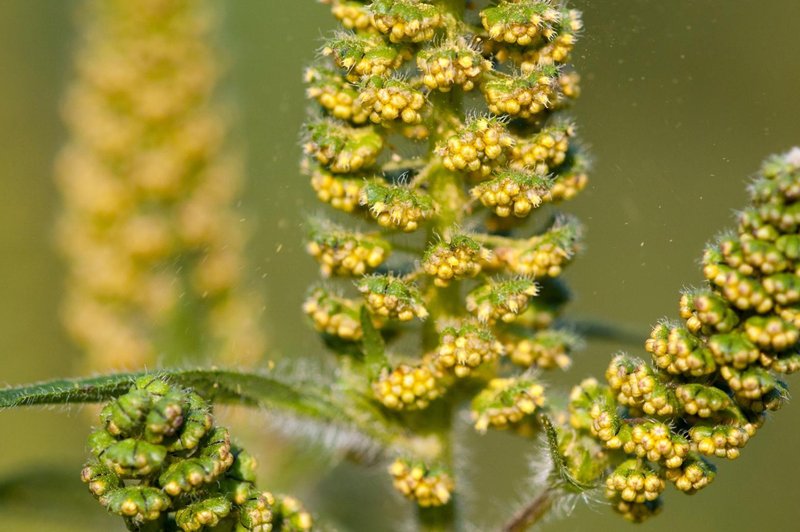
[502,489,554,532]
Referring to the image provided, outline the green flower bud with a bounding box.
[101,438,167,478]
[762,272,800,306]
[238,491,276,531]
[707,331,760,369]
[275,495,314,531]
[99,486,170,523]
[100,388,151,437]
[158,427,235,495]
[175,496,231,531]
[558,428,608,487]
[144,389,187,443]
[675,383,732,418]
[763,351,800,374]
[680,289,740,334]
[776,233,800,260]
[646,323,716,377]
[168,392,213,452]
[703,247,773,313]
[689,423,749,460]
[744,315,799,351]
[81,461,122,498]
[720,365,783,404]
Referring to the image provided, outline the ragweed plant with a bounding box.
[304,0,585,520]
[56,0,266,371]
[1,1,800,532]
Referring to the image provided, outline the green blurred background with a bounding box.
[2,1,799,530]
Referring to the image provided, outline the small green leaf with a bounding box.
[539,414,597,493]
[360,306,387,378]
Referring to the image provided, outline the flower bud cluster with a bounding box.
[326,0,374,32]
[481,1,561,46]
[304,120,384,173]
[567,150,800,521]
[438,116,516,178]
[482,65,561,119]
[57,0,266,371]
[307,222,389,277]
[358,76,427,125]
[306,0,589,509]
[388,459,454,507]
[357,275,428,321]
[305,66,369,124]
[370,0,443,43]
[303,287,367,341]
[503,328,580,370]
[470,377,545,433]
[466,278,539,323]
[360,181,434,231]
[604,459,664,522]
[306,161,372,213]
[373,355,445,410]
[508,121,575,174]
[494,215,583,277]
[417,41,490,92]
[82,376,312,530]
[470,169,552,218]
[434,322,503,377]
[423,235,491,287]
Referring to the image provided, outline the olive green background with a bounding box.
[1,1,799,530]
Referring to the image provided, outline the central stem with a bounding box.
[417,2,468,531]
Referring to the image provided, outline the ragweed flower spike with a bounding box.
[82,376,312,531]
[566,148,800,522]
[304,0,589,515]
[56,0,266,371]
